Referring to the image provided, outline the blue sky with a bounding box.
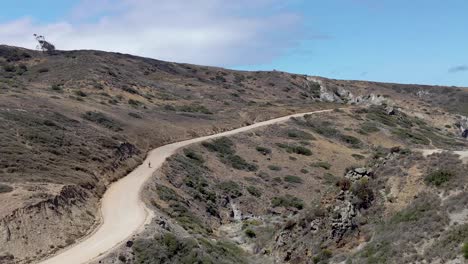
[1,0,467,87]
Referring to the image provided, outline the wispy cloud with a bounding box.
[0,0,313,66]
[448,65,468,73]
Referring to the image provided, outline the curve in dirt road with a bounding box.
[38,109,335,264]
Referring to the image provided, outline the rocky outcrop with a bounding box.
[306,77,394,107]
[455,116,468,139]
[0,185,99,263]
[331,167,374,241]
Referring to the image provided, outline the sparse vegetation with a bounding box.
[268,165,282,171]
[0,184,13,193]
[425,170,454,187]
[246,186,261,197]
[271,195,304,210]
[255,146,272,155]
[311,161,331,170]
[276,143,312,156]
[82,111,122,131]
[178,104,212,114]
[463,243,468,259]
[133,233,247,264]
[284,175,303,184]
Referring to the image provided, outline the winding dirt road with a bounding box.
[38,109,335,264]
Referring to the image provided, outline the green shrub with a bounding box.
[122,85,140,95]
[178,104,212,114]
[287,129,316,140]
[351,178,374,209]
[128,99,143,107]
[311,161,331,170]
[359,122,380,134]
[157,185,180,202]
[74,90,87,97]
[268,165,282,171]
[224,155,258,171]
[352,154,366,160]
[184,149,204,163]
[51,84,63,91]
[284,175,303,184]
[293,145,313,156]
[2,64,16,72]
[245,229,256,238]
[202,137,234,156]
[340,134,362,148]
[82,111,122,131]
[128,112,142,119]
[256,146,272,155]
[218,181,242,198]
[277,143,312,156]
[0,184,13,193]
[247,186,261,197]
[425,170,454,187]
[271,195,304,210]
[463,243,468,259]
[393,128,430,145]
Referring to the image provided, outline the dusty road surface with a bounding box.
[37,109,334,264]
[421,149,468,163]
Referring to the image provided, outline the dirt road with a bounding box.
[421,149,468,163]
[37,109,334,264]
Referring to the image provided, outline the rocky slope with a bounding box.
[0,45,467,263]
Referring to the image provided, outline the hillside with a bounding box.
[0,45,467,264]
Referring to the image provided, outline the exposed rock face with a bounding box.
[345,167,373,181]
[456,116,468,139]
[307,77,394,107]
[331,199,357,240]
[0,186,99,263]
[331,167,373,241]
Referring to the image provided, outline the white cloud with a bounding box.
[0,0,306,66]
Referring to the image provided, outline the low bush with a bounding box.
[82,111,122,131]
[128,112,142,119]
[245,229,256,238]
[351,178,374,209]
[276,143,312,156]
[157,185,180,202]
[271,195,304,210]
[74,90,87,97]
[178,104,212,114]
[255,146,272,155]
[202,137,234,156]
[311,161,331,170]
[134,233,247,264]
[287,129,316,140]
[425,170,454,187]
[358,122,380,134]
[463,243,468,259]
[247,186,261,197]
[339,134,362,148]
[268,165,282,171]
[183,149,204,163]
[224,155,258,171]
[284,175,303,184]
[218,180,242,198]
[0,184,13,193]
[128,99,143,107]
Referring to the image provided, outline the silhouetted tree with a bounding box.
[34,34,56,54]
